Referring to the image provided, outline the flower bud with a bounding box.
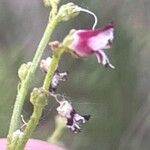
[18,62,32,82]
[30,88,48,107]
[43,0,60,7]
[57,3,79,22]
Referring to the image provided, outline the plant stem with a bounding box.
[15,105,44,150]
[48,116,66,144]
[43,46,66,90]
[8,13,59,136]
[14,46,66,150]
[48,125,66,144]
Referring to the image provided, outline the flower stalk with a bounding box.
[13,40,70,150]
[8,13,60,138]
[15,88,48,150]
[48,115,66,144]
[8,12,77,149]
[43,46,66,90]
[8,2,80,140]
[7,6,61,150]
[6,0,115,149]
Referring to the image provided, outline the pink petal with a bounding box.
[69,23,114,57]
[69,31,93,57]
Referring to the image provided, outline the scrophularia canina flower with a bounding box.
[49,70,68,92]
[57,100,90,133]
[68,22,115,68]
[40,57,68,92]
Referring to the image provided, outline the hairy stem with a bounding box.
[7,1,77,148]
[8,13,59,137]
[15,106,44,150]
[43,46,66,90]
[14,46,66,150]
[48,116,66,144]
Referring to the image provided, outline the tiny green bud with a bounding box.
[57,3,79,22]
[43,0,60,7]
[30,88,48,107]
[43,0,51,7]
[18,62,32,82]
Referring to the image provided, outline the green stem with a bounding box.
[7,135,19,150]
[15,105,44,150]
[13,46,66,150]
[49,2,58,20]
[8,14,59,136]
[43,46,66,90]
[48,116,66,144]
[48,125,65,144]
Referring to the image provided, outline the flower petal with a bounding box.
[57,100,90,133]
[88,24,114,51]
[57,101,73,118]
[69,23,114,58]
[95,50,115,69]
[69,31,93,57]
[40,57,53,73]
[49,71,68,92]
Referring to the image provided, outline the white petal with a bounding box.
[40,57,53,72]
[57,101,73,118]
[95,51,115,69]
[74,114,85,123]
[88,28,114,51]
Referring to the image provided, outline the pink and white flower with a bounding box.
[57,100,90,133]
[68,23,115,68]
[40,57,68,92]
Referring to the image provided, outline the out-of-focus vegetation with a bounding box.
[0,0,150,150]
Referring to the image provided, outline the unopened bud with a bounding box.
[18,62,32,82]
[57,3,79,22]
[30,88,48,107]
[43,0,60,7]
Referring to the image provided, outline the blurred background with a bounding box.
[0,0,150,150]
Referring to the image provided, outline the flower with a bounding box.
[18,62,32,82]
[40,57,68,92]
[49,70,68,92]
[68,23,115,68]
[40,57,53,73]
[57,100,90,133]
